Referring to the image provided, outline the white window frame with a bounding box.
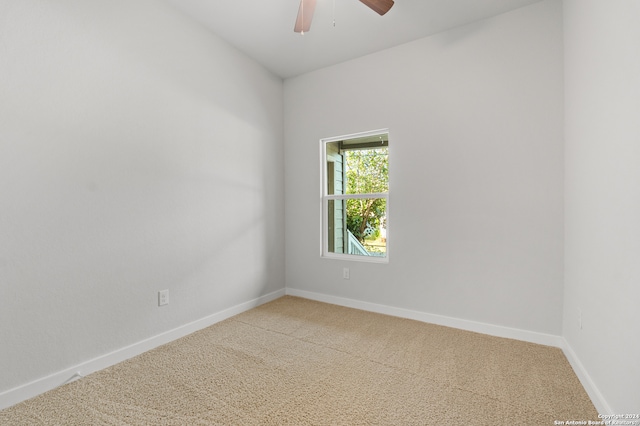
[320,129,390,263]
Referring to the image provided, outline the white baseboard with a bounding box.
[286,288,564,347]
[559,338,612,414]
[0,288,286,411]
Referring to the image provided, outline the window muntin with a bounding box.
[322,130,389,261]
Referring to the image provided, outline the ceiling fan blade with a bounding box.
[294,0,317,33]
[359,0,394,16]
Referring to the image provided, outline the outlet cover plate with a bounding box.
[158,290,169,306]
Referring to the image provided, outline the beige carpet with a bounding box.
[1,296,598,425]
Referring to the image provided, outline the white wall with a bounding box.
[0,0,284,395]
[563,0,640,413]
[285,0,564,335]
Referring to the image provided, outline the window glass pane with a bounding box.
[325,142,343,195]
[327,197,387,258]
[345,147,388,195]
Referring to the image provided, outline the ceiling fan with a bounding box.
[294,0,395,34]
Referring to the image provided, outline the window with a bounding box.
[321,130,389,262]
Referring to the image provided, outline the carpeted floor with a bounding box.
[1,296,599,425]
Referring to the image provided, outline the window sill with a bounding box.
[321,253,389,264]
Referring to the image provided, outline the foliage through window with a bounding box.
[322,130,389,261]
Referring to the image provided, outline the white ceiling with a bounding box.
[164,0,543,79]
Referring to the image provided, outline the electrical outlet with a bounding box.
[158,289,169,306]
[343,267,350,280]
